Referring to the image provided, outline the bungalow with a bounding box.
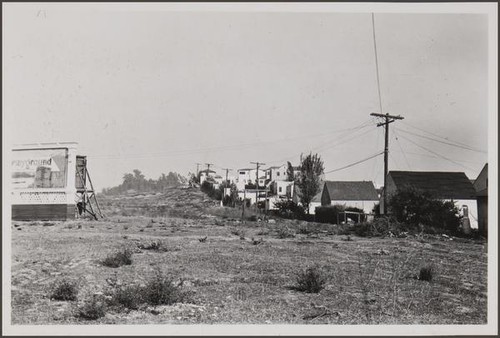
[384,171,478,229]
[320,181,379,214]
[473,164,488,236]
[199,169,216,185]
[236,168,266,190]
[266,164,289,182]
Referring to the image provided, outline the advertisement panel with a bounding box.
[11,148,68,189]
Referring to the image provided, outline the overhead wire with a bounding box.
[264,118,377,165]
[324,151,384,174]
[396,127,487,154]
[397,133,475,171]
[87,119,376,162]
[400,120,485,151]
[372,13,383,114]
[392,128,411,169]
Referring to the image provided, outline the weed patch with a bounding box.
[137,240,169,251]
[77,296,107,320]
[49,279,78,301]
[142,272,192,306]
[419,266,434,281]
[108,285,144,310]
[294,266,326,293]
[276,225,296,239]
[101,249,133,268]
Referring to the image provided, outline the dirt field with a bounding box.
[10,188,487,325]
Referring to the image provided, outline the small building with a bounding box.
[199,169,216,185]
[384,170,478,228]
[11,142,92,221]
[474,164,488,236]
[266,164,289,182]
[269,180,294,197]
[320,181,379,214]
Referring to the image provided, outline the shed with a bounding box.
[385,170,478,228]
[321,181,379,214]
[473,164,488,236]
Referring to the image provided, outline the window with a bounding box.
[277,172,280,176]
[239,171,245,175]
[279,187,282,193]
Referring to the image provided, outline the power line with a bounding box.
[391,149,485,165]
[393,128,411,170]
[400,120,483,150]
[87,119,377,161]
[372,12,383,114]
[267,120,377,165]
[397,134,475,171]
[396,127,487,154]
[324,151,384,174]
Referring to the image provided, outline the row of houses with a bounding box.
[200,163,489,234]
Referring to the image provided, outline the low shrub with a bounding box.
[272,200,305,220]
[77,296,107,320]
[419,266,434,281]
[108,285,144,310]
[315,205,346,224]
[50,279,78,301]
[142,272,191,306]
[297,224,318,235]
[138,240,165,251]
[295,266,326,293]
[276,225,296,239]
[388,186,461,233]
[101,249,133,268]
[230,228,246,238]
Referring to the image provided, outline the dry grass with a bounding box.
[10,189,487,325]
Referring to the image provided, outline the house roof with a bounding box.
[388,171,476,199]
[473,163,488,195]
[324,181,379,201]
[201,169,216,174]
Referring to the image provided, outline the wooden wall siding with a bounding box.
[477,196,488,236]
[12,204,76,221]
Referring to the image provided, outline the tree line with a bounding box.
[102,169,188,195]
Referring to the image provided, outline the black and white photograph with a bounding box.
[2,2,497,336]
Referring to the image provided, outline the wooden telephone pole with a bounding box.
[250,161,265,212]
[195,163,201,178]
[370,112,404,214]
[221,168,232,184]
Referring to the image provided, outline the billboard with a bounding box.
[11,148,68,189]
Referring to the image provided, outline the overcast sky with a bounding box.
[3,4,493,190]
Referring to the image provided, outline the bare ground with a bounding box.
[10,188,487,325]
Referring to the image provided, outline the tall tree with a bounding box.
[286,161,295,182]
[296,153,324,215]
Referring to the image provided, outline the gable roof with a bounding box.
[324,181,379,201]
[388,171,476,199]
[473,163,488,195]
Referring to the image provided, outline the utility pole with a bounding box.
[221,168,232,184]
[370,112,404,214]
[195,163,201,179]
[250,162,265,213]
[204,163,213,184]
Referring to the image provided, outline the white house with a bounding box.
[236,168,266,190]
[199,169,217,185]
[384,171,478,229]
[320,181,379,214]
[266,164,289,182]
